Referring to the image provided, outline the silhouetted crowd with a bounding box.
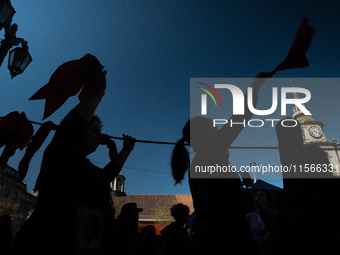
[2,167,340,255]
[1,56,339,254]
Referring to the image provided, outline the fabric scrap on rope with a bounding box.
[29,54,103,120]
[273,18,315,73]
[0,111,34,170]
[18,121,57,181]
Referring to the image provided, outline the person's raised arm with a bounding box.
[117,134,136,168]
[73,66,107,122]
[217,71,274,147]
[102,134,136,182]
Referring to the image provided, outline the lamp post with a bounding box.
[0,0,32,78]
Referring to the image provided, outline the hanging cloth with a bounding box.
[272,18,315,74]
[0,111,34,170]
[18,121,57,181]
[29,54,103,120]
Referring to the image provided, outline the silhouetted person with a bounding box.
[171,72,272,255]
[138,225,160,255]
[77,213,102,250]
[0,215,13,255]
[246,189,277,255]
[276,118,339,255]
[112,202,143,255]
[157,203,190,255]
[10,63,136,255]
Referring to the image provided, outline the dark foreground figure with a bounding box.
[171,72,272,255]
[276,117,340,255]
[10,64,135,255]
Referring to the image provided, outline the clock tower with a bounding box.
[292,93,340,176]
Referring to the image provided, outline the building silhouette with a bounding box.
[292,92,340,175]
[0,165,37,229]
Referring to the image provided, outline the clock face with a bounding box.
[309,126,322,139]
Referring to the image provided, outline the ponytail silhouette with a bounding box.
[171,120,190,184]
[171,137,189,184]
[171,117,214,184]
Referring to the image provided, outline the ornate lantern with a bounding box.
[8,46,32,78]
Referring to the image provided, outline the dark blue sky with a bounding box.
[1,1,340,194]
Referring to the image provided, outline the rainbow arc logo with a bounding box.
[197,82,222,115]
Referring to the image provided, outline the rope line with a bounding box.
[1,117,339,150]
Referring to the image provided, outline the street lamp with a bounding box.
[0,0,32,78]
[0,0,15,31]
[8,46,32,78]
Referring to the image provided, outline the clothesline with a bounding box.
[4,116,340,150]
[0,116,279,148]
[109,136,280,149]
[2,116,340,150]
